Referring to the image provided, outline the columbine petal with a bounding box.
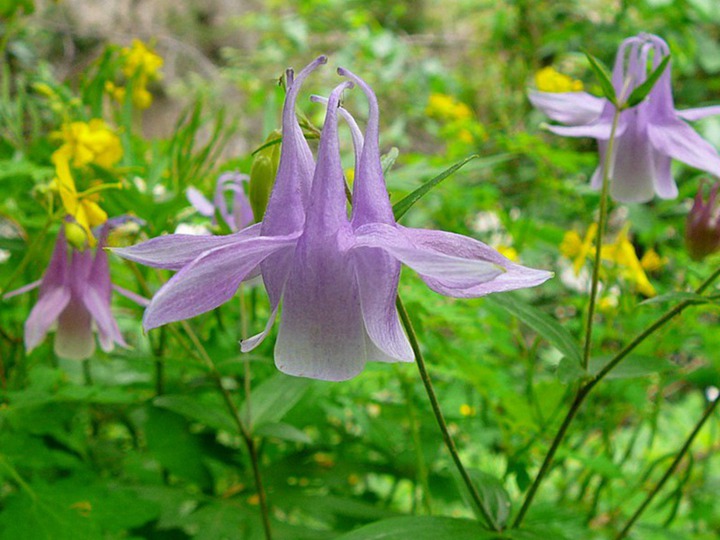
[112,223,261,270]
[353,223,551,297]
[24,287,71,352]
[143,234,299,330]
[607,124,657,203]
[546,119,624,140]
[648,119,720,178]
[352,251,413,362]
[677,106,720,122]
[353,223,504,291]
[275,240,367,381]
[528,90,604,125]
[55,298,95,360]
[186,187,215,217]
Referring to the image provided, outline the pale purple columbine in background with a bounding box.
[186,172,254,232]
[5,227,146,360]
[686,180,720,261]
[114,57,552,381]
[529,33,720,203]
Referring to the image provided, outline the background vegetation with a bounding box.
[1,0,720,538]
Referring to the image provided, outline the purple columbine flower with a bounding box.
[686,180,720,261]
[529,33,720,203]
[114,57,551,381]
[5,227,145,360]
[186,172,254,232]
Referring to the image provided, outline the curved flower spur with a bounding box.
[114,57,552,381]
[530,33,720,203]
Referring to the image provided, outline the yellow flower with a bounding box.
[535,66,584,93]
[601,226,656,297]
[118,39,163,109]
[560,225,597,275]
[459,404,476,417]
[597,295,618,314]
[121,39,163,80]
[426,93,472,121]
[496,245,519,262]
[52,119,123,169]
[640,249,667,272]
[52,154,108,247]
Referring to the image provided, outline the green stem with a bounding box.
[513,265,720,528]
[180,321,273,540]
[397,297,499,531]
[582,107,622,370]
[615,395,720,539]
[396,365,433,514]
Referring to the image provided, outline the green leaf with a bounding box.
[145,407,213,488]
[239,373,311,428]
[556,357,589,384]
[589,355,677,379]
[335,516,499,540]
[584,51,617,105]
[473,471,512,529]
[381,147,400,175]
[486,295,582,367]
[625,55,670,108]
[153,395,236,432]
[639,291,712,306]
[255,422,312,443]
[392,154,479,220]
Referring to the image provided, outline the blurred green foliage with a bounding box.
[1,1,720,539]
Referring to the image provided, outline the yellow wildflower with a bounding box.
[52,119,123,169]
[601,226,656,297]
[535,66,584,93]
[640,249,667,272]
[52,154,108,247]
[459,404,476,417]
[598,295,618,314]
[560,225,597,275]
[121,39,163,80]
[118,39,163,109]
[496,245,519,262]
[426,93,472,121]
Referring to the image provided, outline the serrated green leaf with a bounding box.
[486,295,582,366]
[335,516,498,540]
[625,55,670,108]
[584,51,617,105]
[392,154,479,220]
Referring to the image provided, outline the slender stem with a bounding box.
[395,365,433,514]
[582,107,622,370]
[239,284,252,428]
[513,265,720,528]
[615,395,720,539]
[180,321,273,540]
[397,297,499,531]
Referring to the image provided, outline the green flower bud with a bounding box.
[249,130,281,222]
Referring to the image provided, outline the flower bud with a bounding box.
[64,221,88,250]
[686,181,720,261]
[249,130,281,222]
